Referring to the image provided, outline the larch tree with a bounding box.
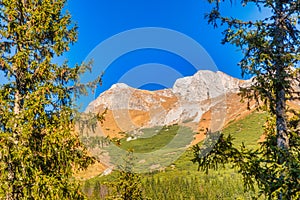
[0,0,99,199]
[193,0,300,199]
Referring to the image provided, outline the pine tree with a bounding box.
[106,151,147,200]
[206,0,300,150]
[193,0,300,199]
[0,0,98,199]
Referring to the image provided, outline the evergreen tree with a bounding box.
[193,1,300,199]
[0,0,98,199]
[206,0,300,150]
[106,151,147,200]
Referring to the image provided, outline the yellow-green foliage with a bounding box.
[0,0,96,199]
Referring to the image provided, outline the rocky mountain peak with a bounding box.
[85,70,252,136]
[172,70,243,102]
[110,83,132,90]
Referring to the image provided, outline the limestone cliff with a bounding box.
[85,70,252,138]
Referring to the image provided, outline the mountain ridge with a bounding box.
[86,70,249,112]
[84,70,255,139]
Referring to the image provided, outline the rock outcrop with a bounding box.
[85,70,252,138]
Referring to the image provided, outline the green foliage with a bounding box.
[206,0,300,150]
[192,1,300,199]
[80,136,111,149]
[142,175,257,200]
[84,173,260,200]
[259,115,300,199]
[105,151,147,200]
[193,115,300,199]
[82,112,266,199]
[76,109,107,137]
[0,0,98,199]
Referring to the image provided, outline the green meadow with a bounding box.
[81,111,268,199]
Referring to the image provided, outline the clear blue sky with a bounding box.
[0,1,268,101]
[63,0,268,95]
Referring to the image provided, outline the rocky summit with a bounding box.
[85,70,253,139]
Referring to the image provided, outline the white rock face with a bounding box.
[164,106,183,125]
[86,70,251,129]
[173,70,241,102]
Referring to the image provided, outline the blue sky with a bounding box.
[0,1,269,107]
[63,0,268,95]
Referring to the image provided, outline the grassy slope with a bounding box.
[104,125,195,173]
[82,111,268,199]
[223,111,267,148]
[117,125,181,153]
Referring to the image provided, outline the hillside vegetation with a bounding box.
[81,111,267,199]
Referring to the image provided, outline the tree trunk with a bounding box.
[274,0,289,151]
[275,88,289,149]
[6,91,21,200]
[274,2,289,200]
